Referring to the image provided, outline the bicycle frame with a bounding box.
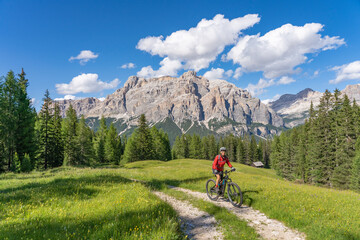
[219,170,233,195]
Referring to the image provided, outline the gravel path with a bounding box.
[153,191,223,240]
[169,186,306,240]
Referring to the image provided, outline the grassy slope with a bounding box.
[120,159,360,240]
[0,168,184,240]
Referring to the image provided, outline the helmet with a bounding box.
[220,147,226,152]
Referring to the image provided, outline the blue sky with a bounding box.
[1,0,360,109]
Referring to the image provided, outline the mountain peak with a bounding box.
[181,70,197,79]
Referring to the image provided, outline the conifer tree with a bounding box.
[189,134,202,159]
[105,123,121,164]
[94,117,107,163]
[249,135,258,163]
[236,138,246,164]
[62,104,79,165]
[351,138,360,190]
[77,116,94,165]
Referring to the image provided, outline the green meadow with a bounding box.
[1,159,360,240]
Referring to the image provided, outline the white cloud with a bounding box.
[313,70,319,77]
[69,50,99,65]
[31,98,36,105]
[277,76,296,85]
[203,68,225,80]
[330,60,360,84]
[136,14,260,77]
[233,67,243,79]
[121,62,135,69]
[246,76,295,96]
[54,95,78,101]
[56,73,120,94]
[137,57,182,78]
[227,23,345,78]
[98,97,106,101]
[262,94,281,105]
[225,70,233,77]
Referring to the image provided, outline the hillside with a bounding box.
[2,160,359,240]
[55,71,284,141]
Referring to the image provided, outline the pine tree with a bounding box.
[105,123,121,164]
[77,116,94,165]
[62,104,79,165]
[189,134,202,159]
[151,127,171,161]
[0,71,18,171]
[122,114,154,162]
[351,138,360,190]
[10,152,21,173]
[94,117,107,163]
[236,138,246,164]
[249,135,258,163]
[37,90,53,169]
[21,153,32,173]
[15,69,36,169]
[50,102,64,167]
[208,135,218,160]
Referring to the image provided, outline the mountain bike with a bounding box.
[206,168,243,207]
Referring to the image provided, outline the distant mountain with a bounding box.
[55,71,284,143]
[268,84,360,128]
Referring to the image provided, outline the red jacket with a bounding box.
[212,155,232,171]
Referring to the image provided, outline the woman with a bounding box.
[212,147,235,192]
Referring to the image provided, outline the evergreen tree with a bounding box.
[37,90,53,169]
[77,116,94,165]
[21,153,32,173]
[15,69,36,168]
[122,114,154,162]
[351,138,360,190]
[94,117,107,163]
[62,104,79,165]
[208,135,218,160]
[0,71,18,170]
[249,135,258,163]
[189,134,202,159]
[236,138,246,164]
[105,123,121,164]
[151,127,171,161]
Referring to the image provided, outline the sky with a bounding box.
[1,0,360,109]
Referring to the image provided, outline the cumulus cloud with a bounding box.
[120,62,135,69]
[225,70,233,77]
[227,23,345,78]
[329,60,360,84]
[203,68,225,80]
[262,94,281,105]
[56,73,120,95]
[136,14,260,77]
[137,57,182,78]
[246,76,295,96]
[98,97,106,101]
[233,67,243,79]
[69,50,99,65]
[54,95,78,101]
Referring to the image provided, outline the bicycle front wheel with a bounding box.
[227,182,243,207]
[206,179,219,201]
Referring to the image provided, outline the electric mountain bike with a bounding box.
[206,168,243,207]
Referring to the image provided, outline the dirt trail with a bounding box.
[169,186,306,240]
[153,191,223,240]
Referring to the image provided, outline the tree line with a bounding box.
[172,133,271,166]
[270,89,360,190]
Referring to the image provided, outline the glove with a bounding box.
[231,167,236,172]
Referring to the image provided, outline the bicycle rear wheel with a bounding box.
[227,182,243,207]
[206,179,219,200]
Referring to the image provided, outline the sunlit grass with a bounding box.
[0,168,184,240]
[120,159,360,240]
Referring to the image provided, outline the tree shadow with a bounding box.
[142,176,210,191]
[0,201,182,240]
[0,174,132,206]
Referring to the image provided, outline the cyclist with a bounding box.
[212,147,235,192]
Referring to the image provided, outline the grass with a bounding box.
[161,187,260,240]
[2,159,360,240]
[0,168,184,240]
[119,159,360,240]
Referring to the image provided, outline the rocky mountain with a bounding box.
[55,71,284,142]
[268,84,360,128]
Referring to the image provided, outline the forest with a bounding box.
[1,70,359,191]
